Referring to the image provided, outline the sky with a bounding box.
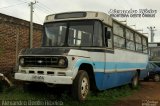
[0,0,160,42]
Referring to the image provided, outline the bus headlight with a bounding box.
[58,58,68,68]
[19,57,24,66]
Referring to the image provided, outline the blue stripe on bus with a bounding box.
[95,62,147,69]
[75,61,147,70]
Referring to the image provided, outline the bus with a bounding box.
[15,11,149,101]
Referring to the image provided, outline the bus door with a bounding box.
[89,21,105,90]
[103,26,118,89]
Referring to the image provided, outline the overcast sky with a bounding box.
[0,0,160,42]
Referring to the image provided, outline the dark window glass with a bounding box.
[113,22,125,49]
[68,21,93,46]
[142,37,147,46]
[135,34,141,43]
[44,23,67,46]
[126,29,134,40]
[107,27,113,48]
[135,34,142,52]
[93,21,103,46]
[114,35,125,48]
[126,29,135,51]
[142,37,148,53]
[126,40,135,51]
[113,23,124,37]
[55,12,86,19]
[136,43,142,52]
[143,46,148,53]
[43,21,104,47]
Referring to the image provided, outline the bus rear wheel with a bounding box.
[131,72,139,88]
[72,70,90,102]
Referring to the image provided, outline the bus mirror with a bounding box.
[105,27,111,39]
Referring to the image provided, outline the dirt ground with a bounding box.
[114,81,160,106]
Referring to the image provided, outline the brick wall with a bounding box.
[0,13,42,73]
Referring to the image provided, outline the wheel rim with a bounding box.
[154,75,160,82]
[81,77,89,99]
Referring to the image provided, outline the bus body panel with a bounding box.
[89,48,148,90]
[102,71,134,89]
[70,48,148,90]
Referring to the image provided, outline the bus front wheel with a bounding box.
[72,70,90,102]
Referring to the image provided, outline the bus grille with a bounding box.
[21,56,59,67]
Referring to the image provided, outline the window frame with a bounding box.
[125,28,135,51]
[103,24,114,49]
[113,22,126,49]
[113,21,148,54]
[42,19,105,48]
[135,33,143,52]
[142,37,148,53]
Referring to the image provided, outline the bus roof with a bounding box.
[44,11,112,26]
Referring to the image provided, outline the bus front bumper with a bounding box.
[15,73,73,84]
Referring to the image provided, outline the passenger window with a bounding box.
[126,29,135,51]
[126,29,134,40]
[113,23,124,37]
[135,34,141,43]
[142,37,148,53]
[114,35,125,48]
[135,34,142,52]
[113,23,125,48]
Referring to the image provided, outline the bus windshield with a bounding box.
[43,21,96,47]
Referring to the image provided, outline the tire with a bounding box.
[72,70,90,102]
[153,74,160,82]
[131,72,139,88]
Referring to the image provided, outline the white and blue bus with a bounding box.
[15,11,148,101]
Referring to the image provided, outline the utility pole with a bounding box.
[147,26,156,42]
[29,1,37,48]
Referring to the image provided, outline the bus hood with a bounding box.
[19,47,70,56]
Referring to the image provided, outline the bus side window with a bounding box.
[105,27,112,48]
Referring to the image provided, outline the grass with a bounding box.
[0,83,138,106]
